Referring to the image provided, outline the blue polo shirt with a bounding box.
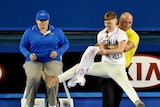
[19,25,69,62]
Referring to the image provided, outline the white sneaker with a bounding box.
[48,104,56,107]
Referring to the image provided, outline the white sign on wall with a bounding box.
[129,54,160,89]
[0,64,5,82]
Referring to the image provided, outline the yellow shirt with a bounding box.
[125,28,139,68]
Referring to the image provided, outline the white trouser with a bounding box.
[58,46,140,104]
[58,61,140,104]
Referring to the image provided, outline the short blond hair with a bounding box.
[104,11,117,20]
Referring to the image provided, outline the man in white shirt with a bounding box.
[43,11,144,107]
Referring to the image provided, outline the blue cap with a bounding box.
[36,10,50,20]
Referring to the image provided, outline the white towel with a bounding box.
[67,46,99,88]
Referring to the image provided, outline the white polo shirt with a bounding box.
[97,28,128,65]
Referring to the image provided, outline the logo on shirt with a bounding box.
[50,32,54,36]
[129,54,160,89]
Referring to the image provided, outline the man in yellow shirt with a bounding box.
[99,12,140,107]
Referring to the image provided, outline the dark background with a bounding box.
[0,52,160,93]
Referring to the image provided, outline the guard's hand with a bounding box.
[95,43,108,49]
[107,45,118,49]
[30,53,37,61]
[50,51,58,58]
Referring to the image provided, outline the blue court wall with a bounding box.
[0,0,160,31]
[0,92,160,107]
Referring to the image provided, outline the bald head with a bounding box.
[120,12,133,20]
[119,12,133,31]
